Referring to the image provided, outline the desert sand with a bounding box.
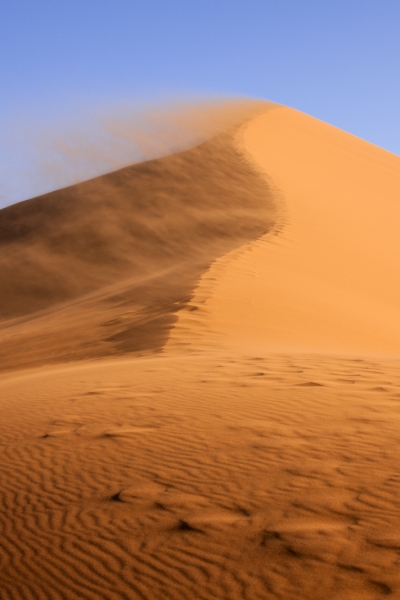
[1,101,400,599]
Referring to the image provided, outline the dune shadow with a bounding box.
[0,122,276,371]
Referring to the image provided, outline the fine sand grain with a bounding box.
[1,102,400,599]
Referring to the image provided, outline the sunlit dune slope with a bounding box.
[174,105,400,357]
[0,107,276,372]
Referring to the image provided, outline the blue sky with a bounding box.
[1,1,399,206]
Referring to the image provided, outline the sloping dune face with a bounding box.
[0,102,275,371]
[179,106,400,356]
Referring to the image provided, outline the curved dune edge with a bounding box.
[168,105,400,357]
[0,102,277,373]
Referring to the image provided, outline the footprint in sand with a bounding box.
[112,481,166,503]
[42,429,77,438]
[103,426,158,437]
[42,419,83,438]
[153,489,248,530]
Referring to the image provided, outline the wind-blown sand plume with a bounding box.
[0,101,275,372]
[2,102,400,600]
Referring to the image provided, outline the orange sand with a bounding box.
[1,102,400,599]
[172,106,400,356]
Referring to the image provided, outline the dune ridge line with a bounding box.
[0,100,277,373]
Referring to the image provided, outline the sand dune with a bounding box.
[170,105,400,357]
[0,104,275,372]
[1,102,400,599]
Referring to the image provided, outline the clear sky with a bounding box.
[1,0,399,206]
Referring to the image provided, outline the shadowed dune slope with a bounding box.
[0,114,275,372]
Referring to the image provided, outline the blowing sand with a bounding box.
[1,102,400,599]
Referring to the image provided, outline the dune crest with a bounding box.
[170,106,400,357]
[0,102,276,372]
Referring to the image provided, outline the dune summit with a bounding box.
[171,105,400,357]
[1,101,400,599]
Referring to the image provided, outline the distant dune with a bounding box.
[1,102,400,600]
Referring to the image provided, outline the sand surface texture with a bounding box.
[1,103,400,599]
